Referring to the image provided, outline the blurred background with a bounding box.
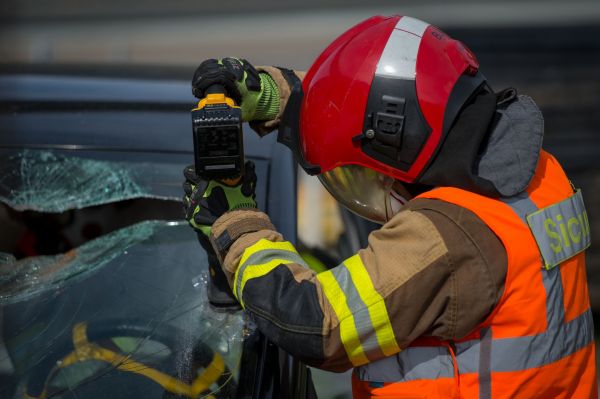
[1,1,599,398]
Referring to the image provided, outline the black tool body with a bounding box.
[191,84,244,310]
[191,84,245,181]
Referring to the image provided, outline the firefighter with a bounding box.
[183,16,596,398]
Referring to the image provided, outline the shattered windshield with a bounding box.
[0,150,255,399]
[0,150,183,213]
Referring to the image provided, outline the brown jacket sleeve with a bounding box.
[249,66,306,136]
[209,198,506,372]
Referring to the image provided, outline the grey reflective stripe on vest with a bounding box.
[499,194,567,329]
[329,263,385,360]
[478,327,492,399]
[543,265,566,329]
[489,309,593,371]
[454,308,593,372]
[356,346,454,381]
[500,191,538,223]
[356,190,593,395]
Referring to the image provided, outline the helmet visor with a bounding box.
[318,165,395,224]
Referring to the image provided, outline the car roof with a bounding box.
[0,68,273,159]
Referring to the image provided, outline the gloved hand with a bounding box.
[182,162,257,310]
[182,161,257,237]
[191,58,280,122]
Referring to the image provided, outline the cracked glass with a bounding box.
[0,150,251,399]
[1,220,246,399]
[0,150,183,213]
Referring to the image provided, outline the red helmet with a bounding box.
[278,15,487,222]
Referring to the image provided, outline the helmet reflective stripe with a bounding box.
[375,17,429,80]
[395,15,429,36]
[362,15,433,175]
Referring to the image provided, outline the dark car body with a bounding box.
[0,68,315,399]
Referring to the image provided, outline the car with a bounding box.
[0,67,318,399]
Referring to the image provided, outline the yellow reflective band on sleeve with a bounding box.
[317,270,369,366]
[236,258,298,307]
[234,239,307,307]
[345,254,400,357]
[239,239,298,266]
[233,238,308,307]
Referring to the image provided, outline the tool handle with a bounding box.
[205,84,227,95]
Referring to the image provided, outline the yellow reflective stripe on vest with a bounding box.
[235,239,308,307]
[318,254,399,366]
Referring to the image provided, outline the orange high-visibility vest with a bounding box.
[352,151,596,398]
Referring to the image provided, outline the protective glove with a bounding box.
[191,58,280,122]
[182,160,257,237]
[182,161,257,309]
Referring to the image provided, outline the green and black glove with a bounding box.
[183,161,257,309]
[191,57,280,122]
[182,160,257,237]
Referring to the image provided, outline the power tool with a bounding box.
[191,84,244,310]
[191,84,245,182]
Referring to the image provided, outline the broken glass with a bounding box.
[0,150,184,213]
[1,220,171,305]
[0,146,281,398]
[1,220,245,399]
